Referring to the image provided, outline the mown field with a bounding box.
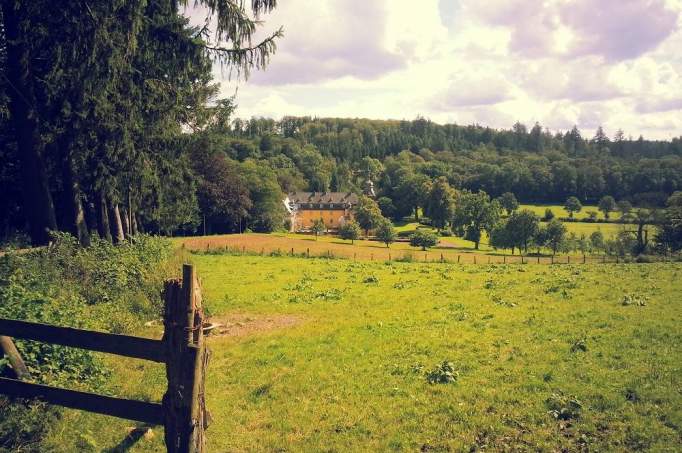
[46,253,682,452]
[519,204,623,221]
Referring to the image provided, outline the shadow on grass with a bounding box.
[104,424,155,453]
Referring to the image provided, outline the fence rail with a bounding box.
[0,377,165,424]
[0,264,208,453]
[0,318,165,362]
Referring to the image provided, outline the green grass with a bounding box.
[48,255,682,451]
[519,204,622,221]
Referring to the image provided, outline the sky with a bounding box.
[186,0,682,140]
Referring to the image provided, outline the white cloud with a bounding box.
[193,0,682,139]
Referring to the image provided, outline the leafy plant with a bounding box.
[621,294,647,306]
[570,338,588,352]
[546,393,582,420]
[426,361,459,384]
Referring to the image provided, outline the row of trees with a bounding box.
[212,117,682,206]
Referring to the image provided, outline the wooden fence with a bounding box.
[0,264,208,453]
[192,241,631,265]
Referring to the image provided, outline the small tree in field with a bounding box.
[564,196,582,218]
[533,226,548,255]
[598,195,616,220]
[505,209,539,254]
[375,218,396,248]
[545,219,567,256]
[498,192,519,216]
[617,200,633,221]
[410,230,438,251]
[544,208,555,221]
[590,231,605,253]
[311,219,325,240]
[338,220,361,244]
[577,234,590,257]
[490,223,515,254]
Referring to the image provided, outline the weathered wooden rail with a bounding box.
[0,264,208,453]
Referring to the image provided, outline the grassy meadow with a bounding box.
[519,204,623,221]
[45,252,682,452]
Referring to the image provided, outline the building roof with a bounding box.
[287,192,359,205]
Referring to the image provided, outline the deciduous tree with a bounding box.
[564,196,582,218]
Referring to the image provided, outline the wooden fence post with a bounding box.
[568,256,570,264]
[0,336,30,379]
[307,248,310,258]
[473,256,476,264]
[163,264,208,453]
[503,256,506,264]
[291,248,294,256]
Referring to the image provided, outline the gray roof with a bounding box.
[288,192,359,205]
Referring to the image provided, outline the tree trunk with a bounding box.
[135,214,144,234]
[2,1,57,245]
[61,154,90,246]
[109,202,125,244]
[86,201,98,237]
[95,191,112,242]
[121,206,130,238]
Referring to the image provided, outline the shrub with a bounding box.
[0,232,172,450]
[426,361,459,384]
[546,393,582,420]
[543,208,555,221]
[409,230,438,250]
[338,220,361,244]
[621,294,647,306]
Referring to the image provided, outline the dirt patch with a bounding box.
[206,313,302,338]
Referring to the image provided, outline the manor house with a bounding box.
[283,192,359,232]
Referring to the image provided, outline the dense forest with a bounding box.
[2,2,682,245]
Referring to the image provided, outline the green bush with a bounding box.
[0,233,172,451]
[426,361,459,384]
[409,230,439,251]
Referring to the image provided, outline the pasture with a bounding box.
[45,254,682,452]
[519,204,623,221]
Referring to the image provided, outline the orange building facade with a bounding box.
[284,192,359,232]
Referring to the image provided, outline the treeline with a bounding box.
[226,116,682,205]
[173,117,682,237]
